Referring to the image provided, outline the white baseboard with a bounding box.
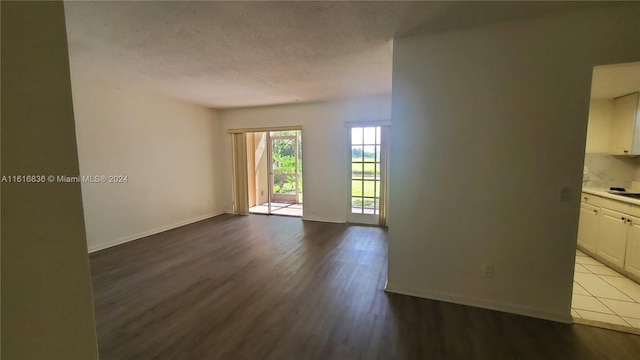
[88,211,224,253]
[384,282,572,324]
[302,216,345,224]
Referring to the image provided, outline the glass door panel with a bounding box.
[249,129,303,217]
[270,136,297,204]
[348,126,382,224]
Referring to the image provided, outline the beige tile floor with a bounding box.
[572,250,640,330]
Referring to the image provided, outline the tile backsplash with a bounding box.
[583,153,640,189]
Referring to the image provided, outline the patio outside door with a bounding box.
[269,133,301,207]
[247,129,303,217]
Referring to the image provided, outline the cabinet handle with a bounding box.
[628,219,632,224]
[584,197,589,200]
[624,150,629,153]
[621,217,626,221]
[594,210,598,214]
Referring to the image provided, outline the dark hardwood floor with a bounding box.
[90,214,640,359]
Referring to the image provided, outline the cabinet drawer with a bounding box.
[628,204,640,218]
[600,197,632,214]
[581,193,602,207]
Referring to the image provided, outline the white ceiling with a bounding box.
[591,62,640,99]
[64,1,611,109]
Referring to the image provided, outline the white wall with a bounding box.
[220,95,391,223]
[70,76,225,252]
[388,3,640,323]
[585,99,614,153]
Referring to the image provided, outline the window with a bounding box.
[351,127,381,214]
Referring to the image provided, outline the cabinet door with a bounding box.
[577,203,599,254]
[596,208,628,268]
[609,93,639,155]
[624,215,640,278]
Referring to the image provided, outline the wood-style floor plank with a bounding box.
[90,214,640,359]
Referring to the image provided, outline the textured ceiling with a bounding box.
[591,62,640,99]
[64,1,609,109]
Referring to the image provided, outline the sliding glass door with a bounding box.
[246,129,303,217]
[269,132,302,213]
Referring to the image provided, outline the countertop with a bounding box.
[582,187,640,206]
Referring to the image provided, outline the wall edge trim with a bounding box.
[384,282,573,324]
[302,216,346,224]
[87,211,225,253]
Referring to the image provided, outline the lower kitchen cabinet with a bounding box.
[596,208,629,269]
[577,203,599,254]
[624,216,640,278]
[577,192,640,281]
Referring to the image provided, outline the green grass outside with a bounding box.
[351,180,380,198]
[352,157,379,178]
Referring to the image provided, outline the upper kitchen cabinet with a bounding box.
[609,92,640,155]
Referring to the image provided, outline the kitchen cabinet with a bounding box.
[609,92,640,155]
[624,215,640,279]
[581,192,602,207]
[577,203,599,254]
[577,190,640,281]
[596,208,629,269]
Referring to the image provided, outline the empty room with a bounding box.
[2,1,640,359]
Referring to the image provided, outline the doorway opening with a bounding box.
[248,130,303,217]
[572,62,640,334]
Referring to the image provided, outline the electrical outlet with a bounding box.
[483,264,494,278]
